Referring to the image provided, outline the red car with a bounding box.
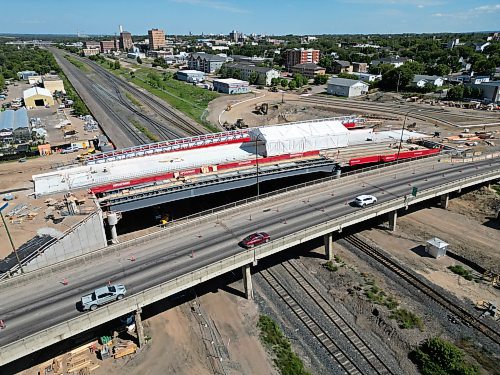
[240,232,270,248]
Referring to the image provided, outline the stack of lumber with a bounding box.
[113,340,138,359]
[65,343,100,374]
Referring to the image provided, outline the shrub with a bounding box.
[448,265,473,281]
[323,261,338,272]
[389,308,423,330]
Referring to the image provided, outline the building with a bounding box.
[176,70,206,83]
[188,53,226,73]
[213,78,249,94]
[465,81,500,104]
[326,77,369,97]
[410,75,444,88]
[229,30,241,43]
[231,55,272,64]
[284,48,320,70]
[352,62,368,73]
[28,75,42,85]
[446,38,460,49]
[425,237,449,259]
[351,72,382,82]
[474,42,490,52]
[225,63,280,86]
[100,40,118,53]
[120,31,133,51]
[291,63,326,79]
[370,57,410,68]
[332,60,353,74]
[85,41,100,49]
[23,87,54,107]
[148,28,166,50]
[0,107,30,143]
[17,71,38,80]
[83,48,100,57]
[42,76,65,94]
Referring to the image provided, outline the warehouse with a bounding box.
[42,76,65,94]
[23,87,54,108]
[0,107,31,143]
[176,70,206,83]
[327,78,369,97]
[213,78,249,94]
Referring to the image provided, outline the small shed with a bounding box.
[425,237,449,259]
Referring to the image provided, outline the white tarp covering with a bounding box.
[250,120,350,156]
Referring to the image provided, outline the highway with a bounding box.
[0,157,499,359]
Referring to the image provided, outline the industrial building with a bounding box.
[23,87,54,107]
[148,28,166,50]
[327,78,369,97]
[213,78,249,94]
[83,48,100,57]
[225,63,280,86]
[100,40,119,53]
[284,48,320,70]
[119,29,133,51]
[188,53,226,73]
[291,63,326,79]
[176,70,206,83]
[42,76,65,94]
[0,107,30,143]
[465,81,500,103]
[84,41,100,49]
[17,71,38,81]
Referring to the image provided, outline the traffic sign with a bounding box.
[0,202,8,213]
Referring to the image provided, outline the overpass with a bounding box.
[0,154,499,367]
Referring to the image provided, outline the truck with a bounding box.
[80,284,127,311]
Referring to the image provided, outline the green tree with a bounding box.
[136,56,143,64]
[369,63,393,75]
[280,79,288,88]
[288,80,297,90]
[380,66,414,91]
[0,73,4,90]
[248,71,260,85]
[319,55,333,73]
[338,72,359,80]
[293,73,307,87]
[271,77,280,87]
[473,58,495,75]
[447,85,464,100]
[313,74,329,85]
[113,60,121,70]
[427,64,450,76]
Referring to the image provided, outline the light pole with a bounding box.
[255,134,261,198]
[0,203,23,274]
[397,108,421,161]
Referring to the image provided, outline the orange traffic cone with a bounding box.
[61,278,69,286]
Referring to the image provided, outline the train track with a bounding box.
[77,55,205,138]
[343,235,500,346]
[260,261,398,374]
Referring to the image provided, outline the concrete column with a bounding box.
[135,307,146,348]
[324,233,334,261]
[107,212,119,244]
[109,225,118,244]
[242,264,253,300]
[388,210,398,232]
[440,193,449,209]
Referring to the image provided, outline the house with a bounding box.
[410,75,444,88]
[465,81,500,104]
[370,57,410,68]
[474,42,491,52]
[23,87,54,107]
[213,78,249,94]
[225,63,280,86]
[351,72,382,82]
[290,63,326,79]
[188,53,226,73]
[326,78,369,97]
[446,38,460,49]
[352,62,368,73]
[332,60,353,74]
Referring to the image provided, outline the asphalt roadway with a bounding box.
[0,157,498,348]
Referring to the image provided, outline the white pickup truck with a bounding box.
[80,284,127,311]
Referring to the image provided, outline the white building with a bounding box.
[474,42,491,52]
[351,72,382,83]
[411,75,444,88]
[326,78,369,97]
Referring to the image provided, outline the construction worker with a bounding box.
[0,319,6,329]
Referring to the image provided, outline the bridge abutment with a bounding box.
[135,307,146,348]
[324,233,334,261]
[242,264,253,299]
[388,210,398,232]
[440,193,449,209]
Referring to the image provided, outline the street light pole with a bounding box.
[397,108,420,161]
[0,205,23,274]
[255,135,260,198]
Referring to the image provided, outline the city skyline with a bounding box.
[1,0,499,35]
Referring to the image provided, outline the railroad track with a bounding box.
[79,55,205,138]
[261,262,397,374]
[343,235,500,346]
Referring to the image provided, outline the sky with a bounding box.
[1,0,499,36]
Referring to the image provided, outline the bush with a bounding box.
[389,308,423,330]
[411,337,479,375]
[323,261,338,272]
[448,265,473,281]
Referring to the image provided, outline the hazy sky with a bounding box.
[2,0,499,35]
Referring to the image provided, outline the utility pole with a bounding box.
[0,203,23,274]
[396,71,401,93]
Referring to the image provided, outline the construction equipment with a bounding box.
[160,214,169,226]
[235,118,248,129]
[482,270,500,287]
[254,102,269,115]
[225,104,232,111]
[475,301,497,319]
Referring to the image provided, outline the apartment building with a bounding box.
[148,28,166,50]
[284,48,320,70]
[225,63,280,86]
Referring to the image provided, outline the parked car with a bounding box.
[240,232,270,248]
[80,284,127,311]
[353,195,377,207]
[61,146,79,154]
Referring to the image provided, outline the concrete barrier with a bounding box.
[1,168,499,366]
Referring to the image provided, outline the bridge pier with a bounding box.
[388,210,398,232]
[440,193,449,209]
[107,212,120,244]
[324,233,334,261]
[242,264,253,300]
[135,307,146,348]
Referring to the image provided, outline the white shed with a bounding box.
[425,237,449,259]
[249,120,349,157]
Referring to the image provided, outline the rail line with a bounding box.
[260,261,398,374]
[343,235,500,346]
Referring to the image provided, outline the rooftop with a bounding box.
[214,78,249,84]
[293,63,325,69]
[0,107,29,131]
[23,87,52,99]
[328,77,367,87]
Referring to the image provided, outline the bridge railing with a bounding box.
[1,167,499,367]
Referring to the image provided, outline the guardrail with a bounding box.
[1,167,499,366]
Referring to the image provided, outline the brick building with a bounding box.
[148,28,166,50]
[120,31,133,51]
[284,48,320,70]
[291,63,326,79]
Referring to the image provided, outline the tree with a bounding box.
[271,77,280,87]
[314,74,329,85]
[447,85,464,100]
[293,73,307,88]
[248,71,260,85]
[288,80,297,90]
[113,60,121,70]
[319,55,333,73]
[0,74,4,90]
[369,63,393,75]
[280,79,288,88]
[427,64,450,76]
[136,56,143,64]
[380,66,414,91]
[338,72,359,80]
[472,58,495,75]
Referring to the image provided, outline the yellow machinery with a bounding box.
[160,214,169,226]
[226,104,232,111]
